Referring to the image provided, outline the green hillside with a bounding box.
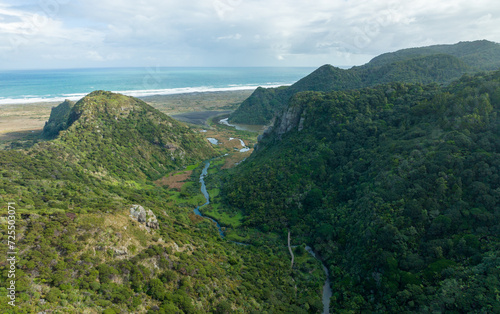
[355,54,470,85]
[0,91,327,313]
[229,40,500,125]
[3,91,219,214]
[221,71,500,312]
[48,90,215,181]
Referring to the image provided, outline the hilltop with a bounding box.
[44,91,216,181]
[229,40,500,125]
[2,91,217,213]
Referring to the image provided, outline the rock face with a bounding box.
[277,105,303,136]
[274,99,308,139]
[255,101,307,149]
[114,247,128,256]
[130,204,146,221]
[130,205,159,229]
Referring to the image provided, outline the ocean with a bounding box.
[0,67,316,105]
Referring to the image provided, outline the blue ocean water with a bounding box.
[0,67,315,105]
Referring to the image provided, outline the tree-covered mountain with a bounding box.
[46,90,216,181]
[229,40,500,125]
[4,91,220,213]
[367,39,500,70]
[0,91,328,313]
[221,70,500,312]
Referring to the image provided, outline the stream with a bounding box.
[193,161,224,237]
[306,246,332,314]
[193,161,331,313]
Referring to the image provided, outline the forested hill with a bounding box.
[43,90,216,181]
[367,39,500,70]
[221,70,500,312]
[2,91,216,213]
[229,40,500,125]
[1,92,329,312]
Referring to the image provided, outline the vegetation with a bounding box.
[229,40,500,125]
[3,41,500,313]
[42,100,75,138]
[221,70,500,312]
[0,91,325,313]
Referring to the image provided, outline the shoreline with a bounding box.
[0,85,266,106]
[0,89,254,107]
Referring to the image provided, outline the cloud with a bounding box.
[1,0,500,69]
[217,33,242,41]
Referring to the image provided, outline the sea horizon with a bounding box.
[0,66,320,105]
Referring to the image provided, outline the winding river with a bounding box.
[193,161,224,237]
[193,161,331,313]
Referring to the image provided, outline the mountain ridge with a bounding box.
[229,40,500,125]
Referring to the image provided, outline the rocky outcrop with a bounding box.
[43,99,75,138]
[164,143,177,151]
[277,105,303,136]
[298,109,307,131]
[114,247,128,256]
[274,99,308,139]
[255,101,307,149]
[146,210,159,229]
[130,205,159,229]
[130,204,146,221]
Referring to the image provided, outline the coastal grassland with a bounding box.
[153,163,199,190]
[0,102,57,148]
[141,90,253,114]
[0,102,55,133]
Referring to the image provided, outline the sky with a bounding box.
[0,0,499,69]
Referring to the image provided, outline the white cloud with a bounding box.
[217,33,242,41]
[86,50,104,61]
[1,0,500,69]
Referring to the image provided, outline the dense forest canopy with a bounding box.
[221,70,500,312]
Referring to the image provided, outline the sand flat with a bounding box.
[0,102,58,136]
